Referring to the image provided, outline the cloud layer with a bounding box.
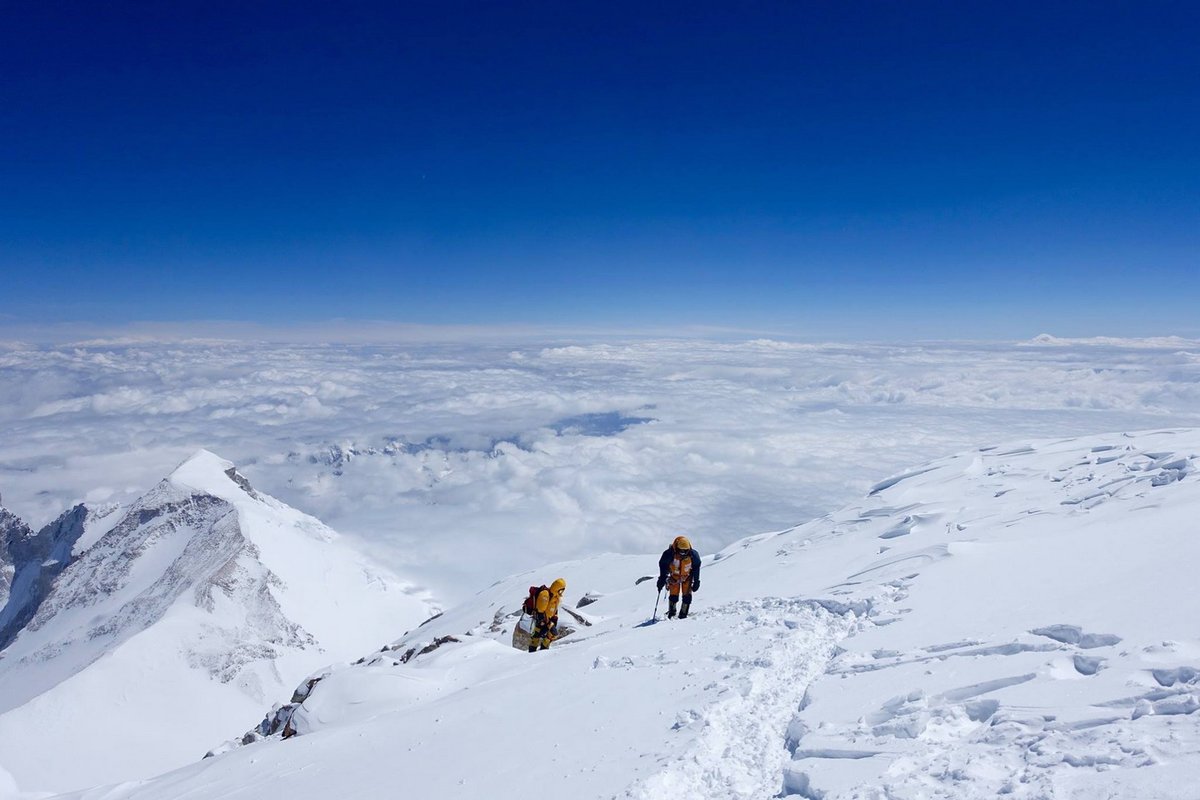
[2,337,1198,600]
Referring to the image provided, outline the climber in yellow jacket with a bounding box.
[657,535,701,619]
[529,577,567,652]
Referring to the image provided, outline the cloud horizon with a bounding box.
[3,336,1198,602]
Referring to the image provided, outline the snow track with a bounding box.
[625,599,854,799]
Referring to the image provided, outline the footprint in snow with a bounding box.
[1031,624,1122,649]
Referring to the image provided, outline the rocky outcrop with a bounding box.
[0,507,34,610]
[0,504,87,650]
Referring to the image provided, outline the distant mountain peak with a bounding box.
[168,449,258,500]
[0,450,438,794]
[174,448,232,473]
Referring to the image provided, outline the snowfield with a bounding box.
[34,428,1200,800]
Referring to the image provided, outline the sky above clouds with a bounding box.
[2,336,1198,600]
[2,4,1198,600]
[2,2,1198,337]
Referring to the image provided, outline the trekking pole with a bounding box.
[652,588,662,621]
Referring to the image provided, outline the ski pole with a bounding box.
[652,588,662,621]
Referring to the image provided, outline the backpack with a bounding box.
[523,585,549,616]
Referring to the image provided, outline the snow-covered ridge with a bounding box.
[60,429,1200,800]
[0,450,438,795]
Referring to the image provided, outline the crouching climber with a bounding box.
[657,535,701,619]
[528,578,567,651]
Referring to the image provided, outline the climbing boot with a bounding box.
[667,597,678,619]
[679,603,690,619]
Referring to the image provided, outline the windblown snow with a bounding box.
[33,429,1200,800]
[0,451,437,794]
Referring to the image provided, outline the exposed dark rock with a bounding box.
[489,607,519,632]
[223,467,259,498]
[398,635,461,664]
[0,504,88,650]
[560,606,593,627]
[291,673,328,704]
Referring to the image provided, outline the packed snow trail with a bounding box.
[624,599,852,799]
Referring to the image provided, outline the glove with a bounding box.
[691,580,699,592]
[656,577,666,591]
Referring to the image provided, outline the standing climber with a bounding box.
[656,536,701,619]
[529,578,567,651]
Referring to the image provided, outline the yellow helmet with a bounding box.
[550,578,566,594]
[673,535,691,551]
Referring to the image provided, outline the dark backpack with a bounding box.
[523,585,549,615]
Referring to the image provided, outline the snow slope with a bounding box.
[46,430,1200,799]
[0,451,438,795]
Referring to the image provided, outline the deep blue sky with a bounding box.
[2,1,1197,338]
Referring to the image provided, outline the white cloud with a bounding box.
[0,336,1198,602]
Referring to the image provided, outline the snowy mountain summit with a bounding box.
[49,429,1200,800]
[0,450,437,795]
